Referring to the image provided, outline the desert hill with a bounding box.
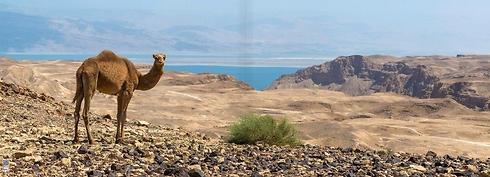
[266,55,490,110]
[1,60,490,176]
[2,81,489,176]
[0,58,490,160]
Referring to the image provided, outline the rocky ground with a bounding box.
[1,81,490,176]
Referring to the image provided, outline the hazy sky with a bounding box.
[5,0,490,22]
[5,0,489,32]
[2,0,490,56]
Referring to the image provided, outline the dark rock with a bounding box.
[54,150,68,159]
[219,164,230,171]
[11,84,19,94]
[110,163,122,171]
[209,151,219,157]
[123,153,132,159]
[434,160,449,167]
[77,144,89,154]
[125,165,133,176]
[452,170,474,176]
[102,114,111,119]
[204,157,216,164]
[71,161,78,171]
[353,160,362,165]
[164,167,189,176]
[87,170,103,177]
[121,147,131,154]
[450,162,460,169]
[426,150,437,158]
[385,157,401,164]
[135,147,148,157]
[166,143,176,149]
[409,155,423,163]
[32,164,40,174]
[189,159,200,165]
[251,170,261,177]
[188,169,205,177]
[341,147,353,153]
[83,156,92,167]
[155,155,165,164]
[435,167,447,173]
[444,154,455,160]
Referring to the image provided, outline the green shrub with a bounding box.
[227,114,303,147]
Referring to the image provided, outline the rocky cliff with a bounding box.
[266,55,490,110]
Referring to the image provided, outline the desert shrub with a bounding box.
[227,113,303,147]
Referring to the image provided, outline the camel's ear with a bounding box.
[153,54,157,59]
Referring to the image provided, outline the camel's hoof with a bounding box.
[73,139,81,144]
[89,141,98,145]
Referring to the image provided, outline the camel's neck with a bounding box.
[136,64,164,90]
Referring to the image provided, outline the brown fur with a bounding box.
[72,50,166,144]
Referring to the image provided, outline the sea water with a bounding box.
[1,53,327,90]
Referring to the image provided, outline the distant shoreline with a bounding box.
[0,53,330,68]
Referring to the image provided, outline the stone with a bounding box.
[78,144,89,154]
[103,114,112,119]
[463,164,478,172]
[188,168,206,177]
[61,158,71,167]
[188,164,202,171]
[137,120,150,126]
[14,150,33,159]
[480,170,490,177]
[426,150,437,158]
[54,150,69,159]
[134,142,144,148]
[86,170,103,176]
[24,155,43,163]
[10,136,20,143]
[410,164,426,172]
[108,151,123,159]
[11,84,19,94]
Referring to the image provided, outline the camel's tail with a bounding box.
[72,70,83,104]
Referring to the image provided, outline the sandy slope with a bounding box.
[1,58,489,158]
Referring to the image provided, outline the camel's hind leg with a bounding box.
[73,93,83,143]
[81,71,98,144]
[115,89,133,144]
[73,70,84,143]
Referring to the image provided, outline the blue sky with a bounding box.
[2,1,490,56]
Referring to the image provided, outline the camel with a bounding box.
[72,50,166,144]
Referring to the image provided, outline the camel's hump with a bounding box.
[98,50,117,56]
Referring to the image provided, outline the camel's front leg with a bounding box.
[82,72,97,144]
[82,97,96,144]
[116,90,133,144]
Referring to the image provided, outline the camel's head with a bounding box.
[152,53,166,67]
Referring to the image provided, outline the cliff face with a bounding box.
[266,55,490,110]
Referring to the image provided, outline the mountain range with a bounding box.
[2,3,489,56]
[266,54,490,110]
